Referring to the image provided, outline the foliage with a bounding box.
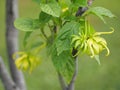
[85,7,115,23]
[14,18,40,31]
[14,0,115,84]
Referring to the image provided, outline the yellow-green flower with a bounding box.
[62,7,69,12]
[13,52,40,73]
[71,21,114,58]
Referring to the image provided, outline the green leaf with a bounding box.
[59,0,71,8]
[64,15,77,21]
[32,0,47,4]
[73,0,88,7]
[14,18,40,31]
[51,47,75,83]
[31,41,43,49]
[40,2,61,17]
[56,39,71,56]
[39,11,52,23]
[32,0,41,4]
[23,32,32,47]
[55,21,80,55]
[86,7,115,23]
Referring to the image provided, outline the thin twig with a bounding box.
[41,28,49,41]
[75,0,94,17]
[58,72,67,90]
[67,57,78,90]
[88,0,94,6]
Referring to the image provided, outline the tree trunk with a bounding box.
[0,57,19,90]
[6,0,26,90]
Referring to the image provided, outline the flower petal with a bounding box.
[94,27,114,36]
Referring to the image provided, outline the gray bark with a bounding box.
[58,58,78,90]
[6,0,26,90]
[58,72,67,90]
[0,57,19,90]
[67,58,78,90]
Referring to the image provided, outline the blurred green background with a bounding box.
[0,0,120,90]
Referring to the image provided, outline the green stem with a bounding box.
[41,28,48,41]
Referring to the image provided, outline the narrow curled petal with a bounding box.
[92,42,100,54]
[71,35,80,44]
[100,42,110,56]
[13,51,40,72]
[93,36,107,45]
[82,42,88,53]
[13,52,26,60]
[87,39,95,57]
[74,40,81,49]
[22,60,29,71]
[94,28,114,36]
[15,54,28,69]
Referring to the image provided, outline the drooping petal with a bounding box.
[93,28,114,36]
[100,42,110,56]
[74,40,81,49]
[92,42,100,54]
[87,39,95,58]
[71,35,80,44]
[13,51,26,60]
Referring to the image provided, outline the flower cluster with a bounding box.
[13,52,40,73]
[71,21,114,58]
